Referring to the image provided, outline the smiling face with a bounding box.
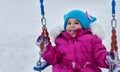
[66,18,82,37]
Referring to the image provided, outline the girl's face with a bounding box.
[66,18,82,37]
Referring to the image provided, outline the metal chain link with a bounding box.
[111,14,117,29]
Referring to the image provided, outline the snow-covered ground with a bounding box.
[0,0,120,72]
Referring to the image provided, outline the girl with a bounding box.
[38,9,115,72]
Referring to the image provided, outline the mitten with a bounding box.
[36,35,49,53]
[106,51,119,64]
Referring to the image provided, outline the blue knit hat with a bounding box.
[64,9,97,30]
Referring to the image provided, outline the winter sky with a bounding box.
[0,0,120,72]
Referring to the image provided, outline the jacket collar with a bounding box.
[61,28,92,39]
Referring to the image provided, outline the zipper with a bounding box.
[73,38,76,44]
[73,38,77,69]
[72,62,75,69]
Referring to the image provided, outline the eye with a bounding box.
[67,22,71,25]
[75,22,79,24]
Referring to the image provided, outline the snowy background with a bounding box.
[0,0,120,72]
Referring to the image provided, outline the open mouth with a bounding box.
[69,30,76,35]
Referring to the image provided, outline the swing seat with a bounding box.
[33,61,49,71]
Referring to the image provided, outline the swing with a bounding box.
[33,0,50,72]
[33,0,120,72]
[108,0,120,72]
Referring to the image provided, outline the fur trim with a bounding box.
[50,23,105,42]
[90,22,105,39]
[50,24,64,42]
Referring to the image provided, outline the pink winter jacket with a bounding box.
[42,28,109,72]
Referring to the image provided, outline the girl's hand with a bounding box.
[106,51,119,64]
[36,35,48,50]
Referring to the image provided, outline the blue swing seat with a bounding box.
[33,61,49,71]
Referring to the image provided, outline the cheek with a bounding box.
[78,26,82,29]
[77,25,82,29]
[66,25,69,30]
[66,29,69,33]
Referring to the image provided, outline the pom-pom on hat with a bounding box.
[64,9,97,30]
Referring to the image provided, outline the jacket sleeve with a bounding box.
[42,44,62,65]
[42,37,63,65]
[91,35,109,68]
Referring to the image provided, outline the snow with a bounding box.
[0,0,120,72]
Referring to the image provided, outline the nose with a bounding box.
[70,24,75,28]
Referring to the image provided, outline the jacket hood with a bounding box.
[50,22,105,42]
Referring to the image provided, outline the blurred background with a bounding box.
[0,0,120,72]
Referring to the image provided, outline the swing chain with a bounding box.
[109,0,120,72]
[111,29,118,52]
[36,52,42,66]
[39,0,46,28]
[111,0,117,29]
[34,0,48,71]
[111,0,117,52]
[40,27,51,50]
[41,15,47,28]
[111,14,117,29]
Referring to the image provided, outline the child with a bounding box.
[38,9,116,72]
